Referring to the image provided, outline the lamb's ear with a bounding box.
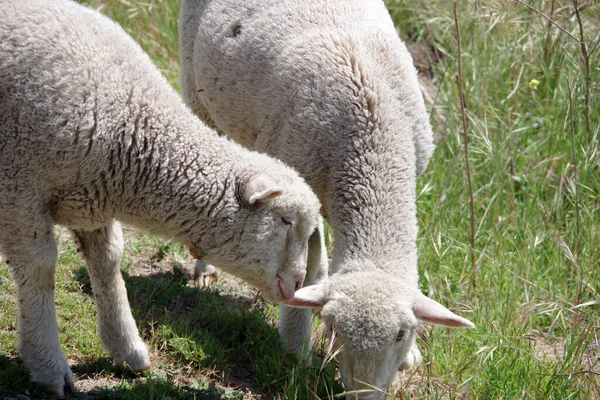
[413,293,475,328]
[243,174,283,204]
[285,283,327,309]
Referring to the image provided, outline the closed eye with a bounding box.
[281,215,294,225]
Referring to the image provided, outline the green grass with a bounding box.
[387,0,599,398]
[1,0,599,398]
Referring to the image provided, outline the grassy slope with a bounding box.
[1,0,598,398]
[387,0,599,398]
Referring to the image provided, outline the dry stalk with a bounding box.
[543,0,557,60]
[453,0,477,278]
[566,78,583,305]
[572,0,592,141]
[515,0,579,42]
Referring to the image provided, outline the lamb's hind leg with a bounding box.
[72,220,150,371]
[1,213,74,396]
[279,217,328,361]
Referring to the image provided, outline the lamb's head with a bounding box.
[189,171,320,303]
[286,271,474,399]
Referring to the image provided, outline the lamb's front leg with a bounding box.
[2,216,74,396]
[279,217,328,361]
[73,220,150,371]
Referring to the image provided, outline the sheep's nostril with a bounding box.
[293,271,306,290]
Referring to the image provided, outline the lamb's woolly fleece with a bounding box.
[0,0,320,395]
[180,0,474,397]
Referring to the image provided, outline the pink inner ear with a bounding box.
[258,190,282,202]
[413,295,475,328]
[419,315,473,328]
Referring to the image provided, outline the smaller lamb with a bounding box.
[0,0,320,396]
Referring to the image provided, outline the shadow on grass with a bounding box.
[71,265,342,399]
[0,353,241,399]
[0,354,45,398]
[71,371,238,400]
[0,265,341,398]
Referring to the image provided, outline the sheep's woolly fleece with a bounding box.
[0,0,320,396]
[180,0,474,397]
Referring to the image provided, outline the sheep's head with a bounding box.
[286,271,474,399]
[190,172,320,303]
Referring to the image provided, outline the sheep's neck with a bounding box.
[327,146,419,279]
[312,57,424,281]
[104,102,236,244]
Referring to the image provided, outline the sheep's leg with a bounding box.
[279,217,328,361]
[193,259,219,287]
[1,214,74,396]
[72,220,150,371]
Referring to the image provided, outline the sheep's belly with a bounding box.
[50,194,109,231]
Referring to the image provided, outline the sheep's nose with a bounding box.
[277,271,306,300]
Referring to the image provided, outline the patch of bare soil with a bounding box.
[73,375,122,395]
[393,367,452,400]
[122,227,250,287]
[523,330,565,363]
[122,228,263,316]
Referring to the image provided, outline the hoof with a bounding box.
[114,342,151,372]
[37,373,75,397]
[193,260,218,287]
[133,362,152,373]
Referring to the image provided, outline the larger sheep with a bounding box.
[0,0,321,395]
[180,0,474,397]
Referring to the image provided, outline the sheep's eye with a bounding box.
[396,330,405,342]
[281,216,294,225]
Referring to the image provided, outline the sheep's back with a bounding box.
[0,0,181,191]
[184,0,433,203]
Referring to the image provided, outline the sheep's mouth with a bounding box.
[277,279,287,300]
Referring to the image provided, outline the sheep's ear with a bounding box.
[285,283,327,308]
[243,174,283,204]
[413,293,475,328]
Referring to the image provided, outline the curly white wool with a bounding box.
[180,0,474,397]
[0,0,320,395]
